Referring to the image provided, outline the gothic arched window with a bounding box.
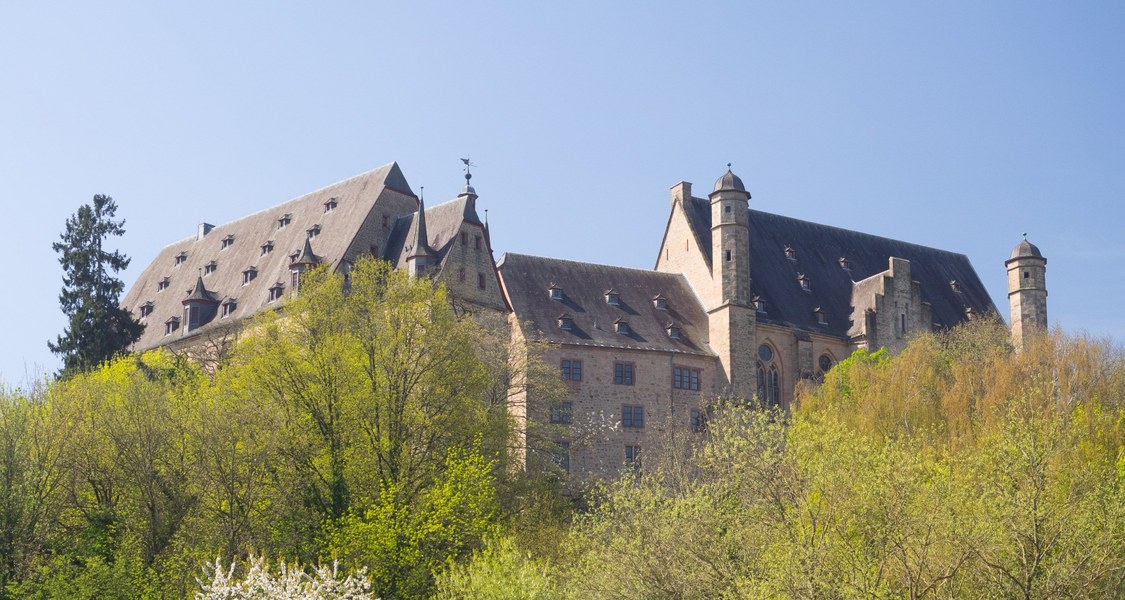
[767,366,781,408]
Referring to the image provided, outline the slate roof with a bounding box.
[383,195,483,267]
[122,162,414,351]
[685,197,998,337]
[498,253,713,355]
[1009,238,1044,261]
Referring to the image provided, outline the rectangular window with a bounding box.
[475,235,482,250]
[561,359,582,382]
[556,441,570,473]
[625,445,641,472]
[691,409,706,432]
[622,405,644,428]
[614,362,634,385]
[461,231,468,245]
[673,366,701,391]
[477,273,486,289]
[550,402,573,424]
[268,285,283,303]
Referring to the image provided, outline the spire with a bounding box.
[411,188,433,257]
[483,208,492,249]
[183,272,219,304]
[292,236,320,267]
[459,157,477,199]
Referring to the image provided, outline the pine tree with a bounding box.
[49,194,143,377]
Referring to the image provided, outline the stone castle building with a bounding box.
[121,161,1048,477]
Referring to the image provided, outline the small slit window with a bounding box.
[725,249,732,262]
[477,273,486,289]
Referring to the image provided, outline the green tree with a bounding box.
[49,195,143,378]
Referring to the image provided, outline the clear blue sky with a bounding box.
[2,3,1123,385]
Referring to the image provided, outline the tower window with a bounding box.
[725,249,732,262]
[901,313,907,333]
[477,273,486,289]
[461,231,468,245]
[724,205,731,213]
[458,268,466,282]
[475,236,482,250]
[1024,271,1030,279]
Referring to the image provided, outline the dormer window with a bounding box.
[307,225,321,240]
[950,280,962,293]
[814,307,828,325]
[752,295,765,313]
[964,307,975,320]
[221,235,235,250]
[605,290,620,306]
[277,214,291,229]
[324,197,338,213]
[268,283,284,303]
[174,252,187,266]
[558,314,574,331]
[289,251,300,263]
[652,295,668,310]
[784,246,796,261]
[242,267,257,285]
[164,317,180,336]
[797,274,810,292]
[204,261,218,276]
[139,301,154,317]
[614,320,630,335]
[221,299,237,318]
[548,283,563,301]
[158,277,171,292]
[839,257,850,271]
[666,323,681,340]
[261,241,274,256]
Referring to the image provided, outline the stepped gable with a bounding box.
[498,253,713,355]
[122,162,413,351]
[383,196,482,267]
[687,197,998,336]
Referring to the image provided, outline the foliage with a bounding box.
[433,536,559,600]
[49,195,143,378]
[196,555,373,600]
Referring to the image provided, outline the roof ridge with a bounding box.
[501,252,691,277]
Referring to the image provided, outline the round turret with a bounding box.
[713,168,746,194]
[1008,238,1043,261]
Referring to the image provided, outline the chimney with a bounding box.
[670,181,692,207]
[197,223,214,240]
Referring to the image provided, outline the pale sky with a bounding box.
[2,3,1123,385]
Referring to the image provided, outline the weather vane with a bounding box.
[460,157,475,183]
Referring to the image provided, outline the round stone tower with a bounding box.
[1006,236,1047,349]
[708,166,756,400]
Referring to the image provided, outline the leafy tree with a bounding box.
[49,195,143,378]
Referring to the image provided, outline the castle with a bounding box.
[120,161,1047,477]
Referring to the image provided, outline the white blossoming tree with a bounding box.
[196,555,376,600]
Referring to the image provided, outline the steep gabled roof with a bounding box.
[498,253,713,355]
[686,196,997,337]
[383,196,482,267]
[122,162,414,351]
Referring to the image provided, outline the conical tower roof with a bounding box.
[183,273,219,304]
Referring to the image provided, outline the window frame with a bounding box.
[622,404,644,428]
[561,359,582,382]
[613,362,634,386]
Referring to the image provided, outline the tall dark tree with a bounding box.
[49,195,143,377]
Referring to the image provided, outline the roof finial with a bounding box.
[727,162,732,171]
[1023,232,1028,240]
[419,186,424,201]
[461,156,474,183]
[484,208,488,225]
